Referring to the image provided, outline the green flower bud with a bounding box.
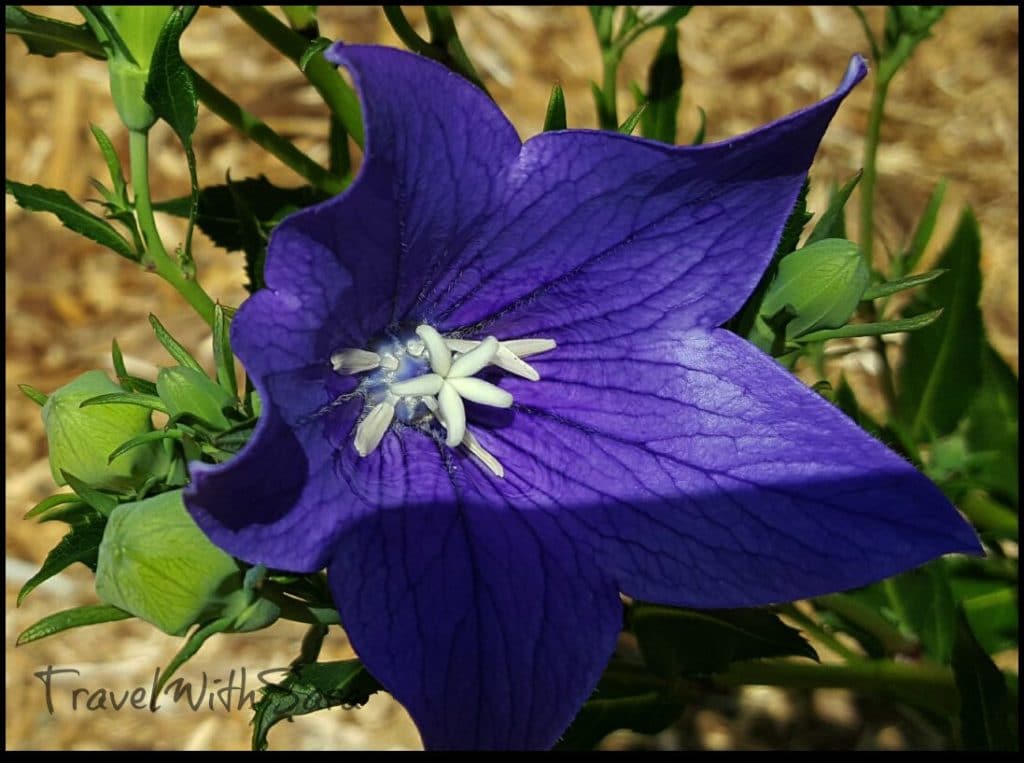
[156,366,235,431]
[95,489,242,636]
[756,238,869,344]
[42,370,163,491]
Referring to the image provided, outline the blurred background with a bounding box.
[5,5,1018,750]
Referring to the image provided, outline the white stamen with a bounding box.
[416,324,451,376]
[492,345,540,381]
[406,338,426,357]
[354,400,395,456]
[331,348,381,374]
[444,338,479,355]
[501,338,556,358]
[438,381,466,446]
[390,373,444,397]
[447,376,513,408]
[448,336,499,378]
[462,430,504,478]
[379,354,400,371]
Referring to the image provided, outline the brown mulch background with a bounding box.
[5,6,1018,751]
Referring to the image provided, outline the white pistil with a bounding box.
[446,376,513,408]
[390,373,444,397]
[416,324,451,376]
[461,430,504,478]
[331,348,381,375]
[354,400,395,457]
[437,381,466,446]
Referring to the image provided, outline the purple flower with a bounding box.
[185,45,980,750]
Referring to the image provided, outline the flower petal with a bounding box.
[327,471,622,750]
[428,57,867,342]
[481,328,981,607]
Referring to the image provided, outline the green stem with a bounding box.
[191,70,345,194]
[815,592,917,655]
[959,490,1019,538]
[598,48,622,130]
[129,129,216,327]
[232,5,363,148]
[779,604,863,663]
[859,75,890,272]
[713,658,959,715]
[423,6,489,94]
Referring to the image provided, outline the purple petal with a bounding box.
[482,328,981,606]
[327,467,622,750]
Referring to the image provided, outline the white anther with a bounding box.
[462,430,504,478]
[438,381,466,447]
[390,373,444,397]
[500,338,556,358]
[379,354,400,372]
[331,348,381,375]
[446,376,513,408]
[354,400,395,456]
[406,338,426,357]
[416,324,452,376]
[448,336,499,378]
[492,345,540,381]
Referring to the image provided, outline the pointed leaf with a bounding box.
[18,383,47,406]
[797,308,942,342]
[148,313,204,372]
[897,209,983,441]
[6,180,137,260]
[903,179,948,273]
[807,170,862,244]
[17,604,132,646]
[617,102,647,136]
[5,6,104,58]
[80,391,169,414]
[23,493,79,520]
[963,344,1019,506]
[632,605,817,676]
[952,608,1015,751]
[886,559,956,663]
[88,123,127,201]
[543,83,567,132]
[861,268,946,301]
[251,660,381,751]
[638,26,681,144]
[691,105,706,145]
[61,471,119,517]
[18,511,105,605]
[213,304,239,398]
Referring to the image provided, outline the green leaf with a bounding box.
[213,304,239,399]
[154,176,328,253]
[617,101,646,136]
[642,6,693,29]
[951,608,1016,751]
[897,208,983,441]
[148,615,235,709]
[861,268,946,301]
[252,660,381,751]
[95,490,242,636]
[638,26,681,144]
[961,588,1018,656]
[6,180,137,260]
[107,429,182,464]
[556,664,684,750]
[903,179,947,274]
[17,603,133,646]
[885,560,956,663]
[797,308,942,343]
[298,36,331,72]
[963,344,1019,506]
[806,170,862,245]
[18,511,105,605]
[148,313,204,372]
[79,391,169,414]
[632,604,817,676]
[19,383,47,406]
[24,493,80,520]
[88,123,127,202]
[226,177,270,293]
[5,6,104,58]
[543,83,567,132]
[61,471,120,516]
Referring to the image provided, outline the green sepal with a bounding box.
[16,604,132,646]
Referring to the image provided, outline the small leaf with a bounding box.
[886,559,956,664]
[61,471,120,517]
[542,83,567,132]
[213,304,239,398]
[963,345,1019,506]
[961,588,1018,656]
[24,493,79,520]
[88,123,127,201]
[156,366,234,431]
[903,179,947,274]
[19,383,47,406]
[298,36,331,72]
[17,604,133,646]
[148,313,204,372]
[149,615,235,709]
[861,268,946,301]
[632,604,817,676]
[18,511,105,605]
[6,180,137,260]
[897,208,983,441]
[252,660,381,751]
[5,6,104,58]
[80,391,169,414]
[797,308,943,343]
[107,429,182,464]
[951,608,1015,751]
[806,170,862,244]
[641,6,694,29]
[617,102,647,136]
[638,26,681,144]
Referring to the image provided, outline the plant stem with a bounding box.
[712,658,959,715]
[815,592,917,655]
[859,75,890,273]
[190,70,345,195]
[232,5,363,148]
[598,48,622,130]
[129,129,216,327]
[959,490,1019,538]
[779,604,863,663]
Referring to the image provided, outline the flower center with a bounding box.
[331,324,555,477]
